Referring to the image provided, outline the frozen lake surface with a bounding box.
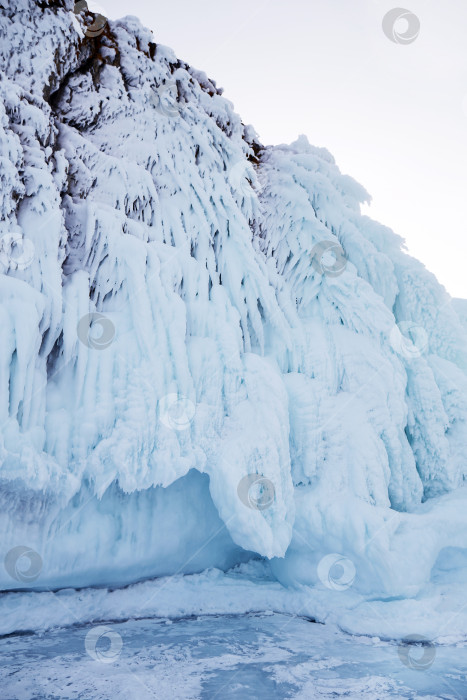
[0,612,465,699]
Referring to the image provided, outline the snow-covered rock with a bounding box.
[1,0,467,612]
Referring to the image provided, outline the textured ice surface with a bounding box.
[1,612,465,699]
[1,0,467,639]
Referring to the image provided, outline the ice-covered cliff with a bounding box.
[1,0,467,606]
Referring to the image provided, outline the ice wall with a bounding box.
[1,0,467,598]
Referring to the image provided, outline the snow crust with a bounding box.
[1,0,467,629]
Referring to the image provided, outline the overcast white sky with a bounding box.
[97,0,467,298]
